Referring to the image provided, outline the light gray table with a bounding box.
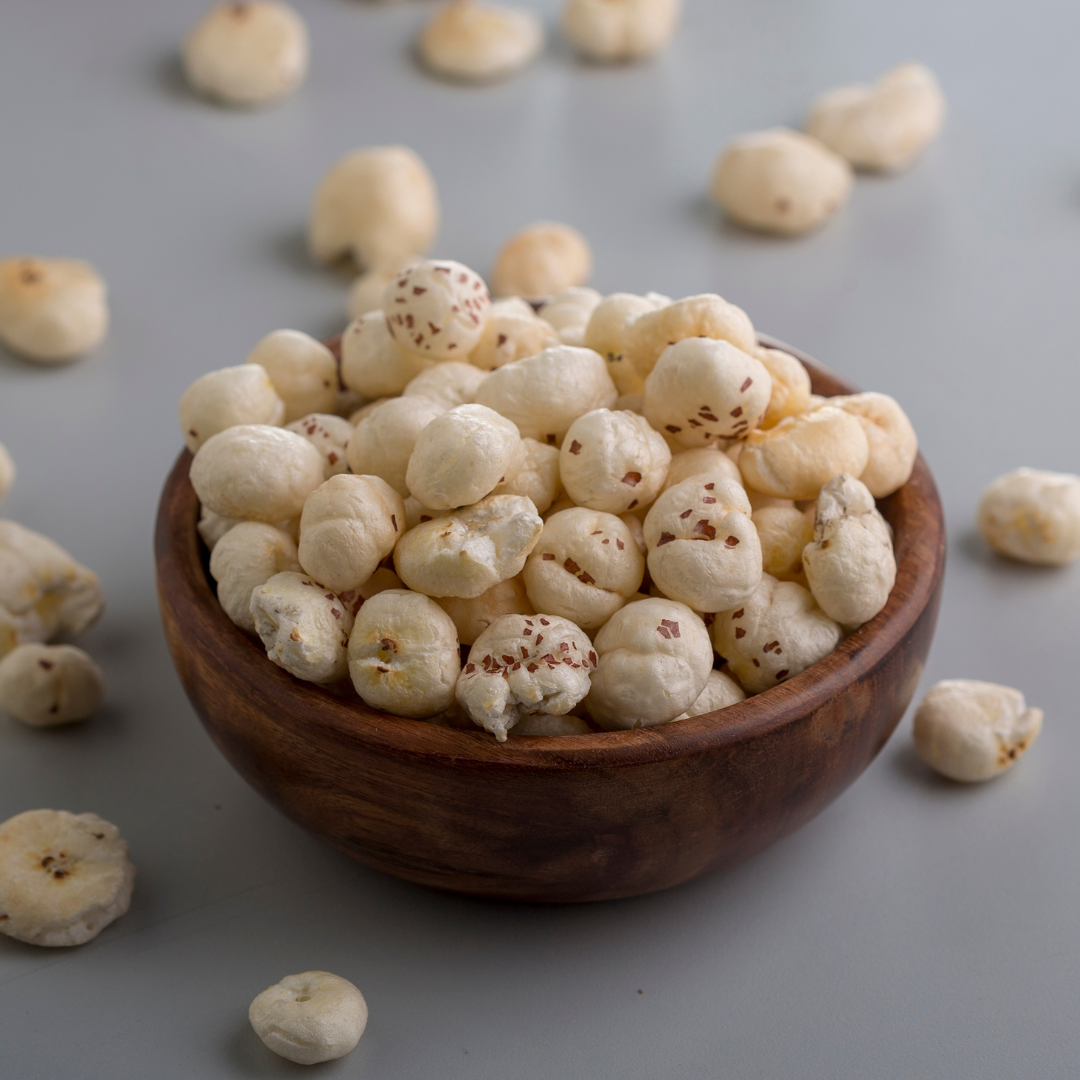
[1,1,1077,1077]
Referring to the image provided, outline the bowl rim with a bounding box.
[156,335,946,773]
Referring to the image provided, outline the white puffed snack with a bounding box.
[348,590,460,718]
[435,575,534,645]
[585,597,713,730]
[419,1,544,82]
[492,437,562,514]
[0,520,104,657]
[643,338,772,450]
[912,680,1043,783]
[395,495,542,599]
[624,293,757,383]
[249,971,368,1065]
[403,361,487,410]
[285,414,352,479]
[384,259,491,360]
[802,473,896,626]
[711,574,841,694]
[469,297,560,371]
[340,310,433,399]
[179,365,285,453]
[407,404,525,511]
[562,0,681,63]
[511,713,591,736]
[537,287,602,347]
[347,255,423,321]
[0,644,105,727]
[246,329,337,422]
[710,128,853,236]
[346,396,445,498]
[0,256,109,363]
[298,474,405,595]
[824,391,918,498]
[209,522,300,632]
[753,506,814,584]
[191,424,325,522]
[456,614,596,742]
[644,476,761,612]
[584,292,669,395]
[0,809,135,947]
[738,405,870,500]
[675,669,746,719]
[663,447,741,491]
[806,62,946,173]
[492,223,593,299]
[522,507,645,630]
[197,506,298,551]
[474,345,617,446]
[977,468,1080,567]
[560,409,671,514]
[182,1,308,106]
[250,572,354,684]
[0,441,13,506]
[309,146,439,271]
[755,346,812,429]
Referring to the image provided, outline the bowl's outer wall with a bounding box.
[156,345,946,903]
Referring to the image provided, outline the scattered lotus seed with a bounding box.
[977,468,1080,567]
[492,223,593,299]
[562,0,681,63]
[419,0,544,83]
[0,644,105,727]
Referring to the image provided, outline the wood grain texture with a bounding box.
[155,339,946,903]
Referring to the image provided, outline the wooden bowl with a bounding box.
[155,338,945,903]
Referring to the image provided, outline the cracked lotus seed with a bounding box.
[419,0,544,83]
[492,223,593,299]
[249,971,368,1065]
[0,644,105,727]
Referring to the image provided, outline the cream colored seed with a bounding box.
[584,292,669,395]
[561,0,681,63]
[340,310,433,399]
[419,0,544,83]
[402,361,487,410]
[755,346,812,429]
[469,298,560,371]
[247,329,338,422]
[673,669,745,720]
[345,396,445,498]
[537,287,603,347]
[435,575,534,646]
[823,391,918,498]
[179,365,285,454]
[492,223,592,299]
[284,413,353,479]
[977,468,1080,566]
[663,447,741,492]
[492,437,562,514]
[209,521,300,633]
[0,644,105,727]
[752,506,814,585]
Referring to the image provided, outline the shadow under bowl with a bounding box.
[155,337,945,903]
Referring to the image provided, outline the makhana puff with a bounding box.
[492,223,593,299]
[0,644,105,727]
[561,0,681,63]
[977,468,1080,567]
[247,329,338,422]
[179,365,285,453]
[210,522,300,633]
[0,809,135,947]
[419,1,544,83]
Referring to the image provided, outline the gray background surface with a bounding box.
[1,1,1078,1076]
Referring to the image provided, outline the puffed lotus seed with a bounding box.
[492,437,562,513]
[0,809,135,947]
[474,344,617,446]
[383,259,491,360]
[435,575,534,645]
[710,128,853,236]
[977,468,1080,567]
[755,346,812,429]
[674,669,746,719]
[179,365,286,454]
[209,522,300,633]
[247,329,338,422]
[825,391,918,498]
[585,597,713,730]
[663,447,741,492]
[0,520,105,658]
[340,310,433,400]
[403,361,487,411]
[469,298,560,371]
[347,255,423,321]
[522,507,645,630]
[250,572,354,685]
[309,146,439,271]
[285,413,353,479]
[584,292,670,395]
[0,644,105,727]
[511,713,592,736]
[197,505,298,551]
[456,613,596,742]
[249,971,368,1065]
[912,680,1043,783]
[298,474,406,595]
[802,473,896,627]
[806,62,946,173]
[537,287,603,347]
[407,404,526,511]
[346,396,445,498]
[752,506,814,584]
[492,223,593,299]
[624,293,757,383]
[191,424,325,522]
[394,494,543,599]
[738,405,870,501]
[711,574,841,695]
[419,0,544,83]
[182,1,308,107]
[644,475,762,613]
[562,0,681,63]
[348,590,460,718]
[0,441,14,506]
[0,257,109,363]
